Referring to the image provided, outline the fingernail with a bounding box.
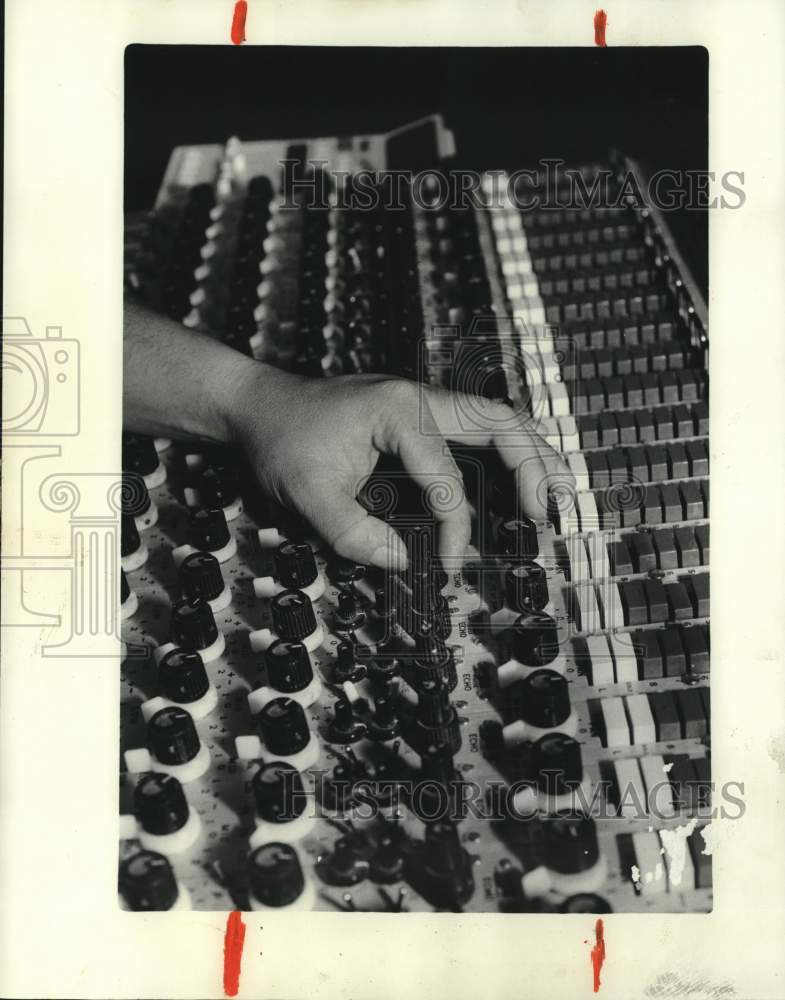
[370,540,408,573]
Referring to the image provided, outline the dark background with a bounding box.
[125,45,708,294]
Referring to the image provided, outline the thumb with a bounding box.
[306,491,409,572]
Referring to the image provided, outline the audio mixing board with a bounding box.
[120,115,710,913]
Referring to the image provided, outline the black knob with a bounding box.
[319,759,360,812]
[148,706,201,765]
[328,696,366,743]
[247,174,274,204]
[508,669,571,730]
[120,569,131,604]
[413,680,461,754]
[544,814,601,875]
[121,513,142,557]
[497,517,539,559]
[417,680,452,725]
[199,464,238,509]
[368,694,399,741]
[505,561,549,612]
[369,831,405,883]
[159,648,210,704]
[320,836,369,886]
[531,733,584,795]
[416,821,474,908]
[511,611,559,666]
[271,590,317,641]
[561,893,613,913]
[134,772,190,835]
[121,473,152,517]
[188,507,231,552]
[248,843,306,907]
[411,637,459,692]
[367,655,399,691]
[119,850,179,910]
[180,551,225,603]
[122,434,160,478]
[252,761,307,823]
[258,697,311,756]
[413,743,465,820]
[275,541,318,589]
[333,640,366,683]
[328,558,365,586]
[335,588,365,629]
[265,639,313,693]
[170,597,219,651]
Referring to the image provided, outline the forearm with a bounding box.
[123,298,261,443]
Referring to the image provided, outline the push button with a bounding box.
[623,375,643,407]
[694,524,709,564]
[634,630,663,679]
[660,624,687,676]
[673,403,696,436]
[578,414,600,448]
[586,452,610,489]
[686,439,709,476]
[688,574,710,617]
[682,626,710,673]
[635,409,655,442]
[660,483,683,522]
[608,539,633,576]
[693,756,712,809]
[667,443,689,479]
[627,446,649,482]
[665,581,693,621]
[675,688,708,738]
[659,371,680,403]
[643,486,663,524]
[606,449,628,482]
[601,697,631,748]
[641,372,661,405]
[680,481,704,520]
[646,445,668,481]
[651,529,678,570]
[693,400,709,434]
[648,691,681,741]
[630,533,657,572]
[687,830,712,889]
[620,581,647,626]
[616,411,637,444]
[598,412,619,446]
[674,526,700,567]
[643,579,669,623]
[654,406,673,441]
[665,754,698,811]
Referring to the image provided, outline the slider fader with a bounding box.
[120,115,710,913]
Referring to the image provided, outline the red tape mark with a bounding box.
[231,1,248,45]
[594,9,608,47]
[591,918,606,992]
[223,910,246,997]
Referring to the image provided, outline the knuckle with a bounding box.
[380,377,419,411]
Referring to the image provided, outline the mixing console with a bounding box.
[121,115,710,913]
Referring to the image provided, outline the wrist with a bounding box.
[222,357,308,446]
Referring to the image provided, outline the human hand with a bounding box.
[230,364,574,572]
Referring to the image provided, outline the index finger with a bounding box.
[423,387,575,520]
[376,391,472,570]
